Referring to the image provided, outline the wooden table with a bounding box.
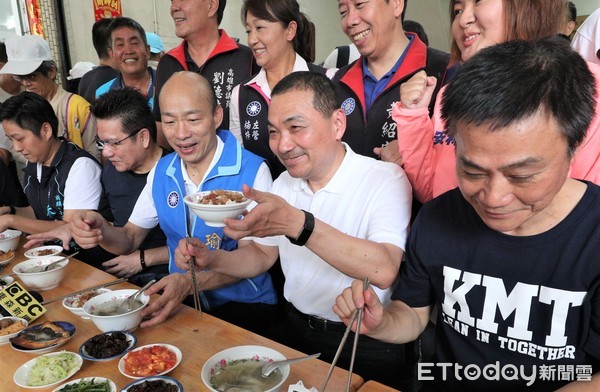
[357,380,400,392]
[0,245,364,391]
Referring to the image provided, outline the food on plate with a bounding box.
[55,377,113,391]
[123,345,178,377]
[0,318,26,336]
[91,298,144,316]
[211,358,283,391]
[196,189,245,205]
[83,331,130,359]
[69,290,106,308]
[0,250,14,261]
[126,380,178,392]
[26,352,80,386]
[35,249,55,256]
[10,321,71,349]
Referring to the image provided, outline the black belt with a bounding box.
[285,302,347,333]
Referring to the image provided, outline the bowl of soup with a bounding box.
[82,289,150,332]
[201,345,290,392]
[12,255,69,291]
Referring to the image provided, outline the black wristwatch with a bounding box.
[286,210,314,246]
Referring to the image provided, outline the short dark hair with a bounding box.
[567,1,577,22]
[90,87,157,142]
[108,17,147,48]
[0,91,59,137]
[242,0,314,62]
[403,20,428,46]
[441,37,596,156]
[35,60,56,77]
[0,42,7,63]
[217,0,227,25]
[271,71,338,119]
[92,18,114,60]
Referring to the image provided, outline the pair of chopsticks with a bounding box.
[41,277,128,305]
[186,236,201,318]
[321,277,370,392]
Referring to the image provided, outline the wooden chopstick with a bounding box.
[41,277,128,305]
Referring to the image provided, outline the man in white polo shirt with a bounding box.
[174,72,414,390]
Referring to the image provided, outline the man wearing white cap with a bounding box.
[146,32,164,70]
[0,35,100,164]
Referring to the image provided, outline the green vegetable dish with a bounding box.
[27,352,80,386]
[57,378,112,391]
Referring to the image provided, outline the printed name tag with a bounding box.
[0,281,46,322]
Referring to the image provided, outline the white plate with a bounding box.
[11,321,77,354]
[0,316,28,345]
[52,377,117,392]
[79,331,136,361]
[13,351,83,389]
[121,375,183,392]
[25,246,63,259]
[118,343,182,379]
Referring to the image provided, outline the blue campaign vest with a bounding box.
[152,130,276,310]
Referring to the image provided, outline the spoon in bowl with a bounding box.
[260,352,321,378]
[116,279,155,313]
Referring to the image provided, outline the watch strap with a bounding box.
[286,210,314,246]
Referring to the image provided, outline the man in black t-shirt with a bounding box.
[334,38,600,391]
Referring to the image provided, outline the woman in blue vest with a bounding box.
[229,0,335,179]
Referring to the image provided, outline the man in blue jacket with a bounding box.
[69,72,276,335]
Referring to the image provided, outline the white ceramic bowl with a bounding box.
[201,345,290,392]
[0,229,22,252]
[0,316,28,345]
[184,190,252,227]
[0,275,14,290]
[63,288,112,319]
[12,256,69,291]
[52,377,117,392]
[0,249,15,269]
[25,245,63,258]
[13,351,83,389]
[82,289,150,332]
[118,343,182,379]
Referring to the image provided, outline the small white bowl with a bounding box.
[118,343,182,379]
[121,375,183,392]
[25,246,63,258]
[184,190,252,227]
[0,316,28,345]
[13,351,83,389]
[52,377,117,392]
[201,345,290,392]
[12,256,69,291]
[83,289,150,332]
[63,288,112,319]
[0,229,21,252]
[0,275,14,290]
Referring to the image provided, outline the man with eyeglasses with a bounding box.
[0,35,100,165]
[63,72,278,336]
[0,92,105,267]
[91,87,168,284]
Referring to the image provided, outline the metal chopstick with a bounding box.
[345,277,370,392]
[321,276,370,392]
[41,277,128,305]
